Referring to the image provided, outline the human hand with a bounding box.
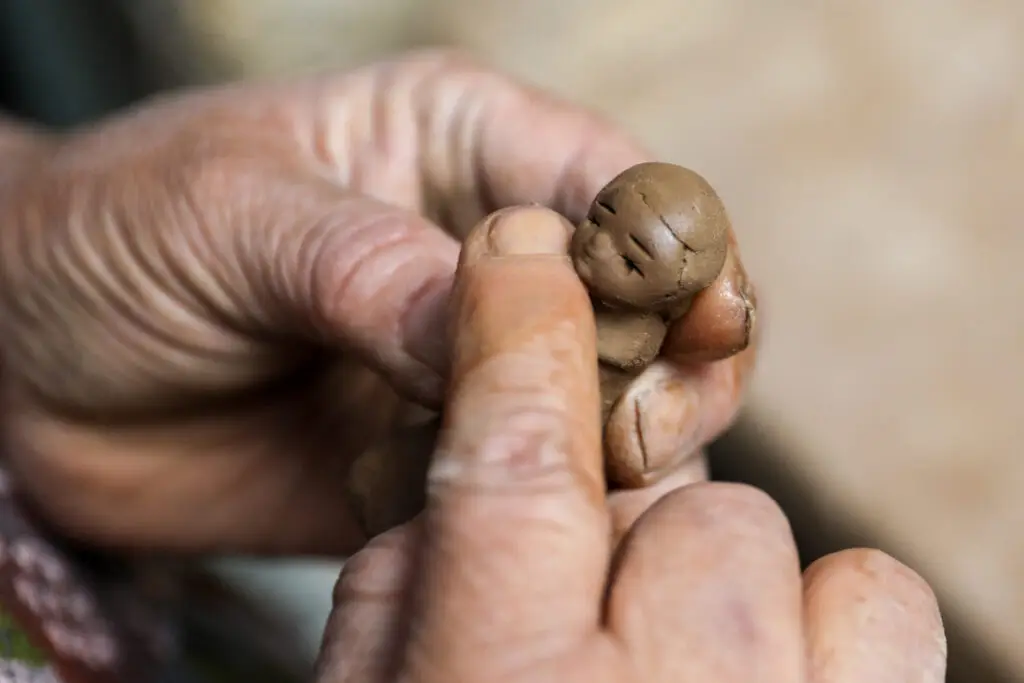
[315,208,946,683]
[0,50,754,556]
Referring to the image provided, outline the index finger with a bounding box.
[407,206,609,672]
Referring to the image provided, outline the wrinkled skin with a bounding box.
[315,209,946,683]
[0,50,757,555]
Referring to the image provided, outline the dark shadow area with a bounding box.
[0,0,174,126]
[709,415,1020,683]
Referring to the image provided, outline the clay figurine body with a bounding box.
[570,161,729,420]
[347,162,731,537]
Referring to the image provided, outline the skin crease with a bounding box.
[0,49,758,555]
[314,209,946,683]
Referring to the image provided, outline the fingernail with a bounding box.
[480,206,573,258]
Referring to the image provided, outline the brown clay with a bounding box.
[346,420,439,537]
[571,162,729,425]
[346,162,731,537]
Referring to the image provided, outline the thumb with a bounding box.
[218,167,460,406]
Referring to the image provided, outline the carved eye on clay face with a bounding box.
[572,161,732,311]
[594,226,646,280]
[620,253,643,277]
[619,229,660,280]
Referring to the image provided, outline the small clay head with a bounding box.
[571,162,729,311]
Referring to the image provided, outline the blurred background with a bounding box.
[2,0,1021,680]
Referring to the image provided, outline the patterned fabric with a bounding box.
[0,661,61,683]
[0,465,173,683]
[0,464,309,683]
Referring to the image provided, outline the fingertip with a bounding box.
[604,361,701,488]
[804,548,944,633]
[664,243,758,363]
[607,350,751,492]
[606,482,804,682]
[804,549,947,682]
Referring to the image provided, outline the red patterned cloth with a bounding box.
[0,465,308,683]
[0,465,174,682]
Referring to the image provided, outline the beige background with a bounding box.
[133,0,1024,676]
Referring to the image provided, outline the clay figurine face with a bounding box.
[571,162,729,311]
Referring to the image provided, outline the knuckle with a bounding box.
[667,481,791,538]
[805,549,946,663]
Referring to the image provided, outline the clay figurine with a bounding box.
[347,162,731,537]
[570,161,729,421]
